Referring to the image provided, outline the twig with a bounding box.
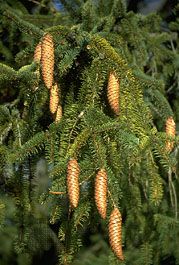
[49,190,66,195]
[168,167,178,219]
[67,110,85,153]
[171,178,178,219]
[80,173,94,186]
[0,123,12,144]
[108,189,116,208]
[16,120,22,147]
[28,0,46,7]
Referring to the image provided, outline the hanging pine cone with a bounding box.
[166,116,176,152]
[50,83,59,114]
[34,41,42,63]
[95,168,107,219]
[41,33,54,89]
[109,207,124,261]
[55,105,63,123]
[67,159,80,208]
[107,72,120,115]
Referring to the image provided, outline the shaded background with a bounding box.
[22,0,178,18]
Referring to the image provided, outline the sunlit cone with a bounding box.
[109,207,124,261]
[67,159,80,208]
[34,41,42,63]
[95,168,107,219]
[107,72,120,115]
[166,116,176,152]
[55,105,63,123]
[41,33,54,89]
[50,83,59,114]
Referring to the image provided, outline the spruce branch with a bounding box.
[2,8,44,38]
[66,128,91,158]
[7,131,46,163]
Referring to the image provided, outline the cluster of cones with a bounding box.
[67,159,124,261]
[34,33,62,123]
[34,33,120,122]
[34,33,176,149]
[34,33,176,261]
[107,72,176,152]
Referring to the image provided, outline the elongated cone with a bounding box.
[34,42,42,63]
[95,169,107,219]
[166,116,176,152]
[67,159,80,208]
[55,105,63,123]
[107,72,120,115]
[109,207,124,261]
[41,33,54,89]
[50,83,59,114]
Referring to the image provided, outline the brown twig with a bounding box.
[49,190,66,195]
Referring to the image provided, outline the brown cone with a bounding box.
[107,72,120,115]
[41,33,54,89]
[34,42,42,63]
[95,169,107,219]
[67,159,80,208]
[109,207,124,261]
[55,105,63,123]
[166,116,176,152]
[50,83,59,114]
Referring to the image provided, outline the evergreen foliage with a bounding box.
[0,0,179,264]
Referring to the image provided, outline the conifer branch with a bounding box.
[2,9,44,38]
[66,128,91,158]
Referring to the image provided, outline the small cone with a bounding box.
[109,207,124,261]
[95,169,107,219]
[55,105,63,123]
[50,83,59,114]
[166,116,176,152]
[107,72,120,115]
[67,159,80,208]
[34,42,42,63]
[41,33,54,89]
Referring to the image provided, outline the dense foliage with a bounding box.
[0,0,179,264]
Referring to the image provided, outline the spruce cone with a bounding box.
[41,33,54,89]
[166,116,176,152]
[50,83,59,114]
[107,72,120,115]
[34,42,42,63]
[95,169,107,219]
[67,159,80,208]
[55,105,63,123]
[109,207,124,261]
